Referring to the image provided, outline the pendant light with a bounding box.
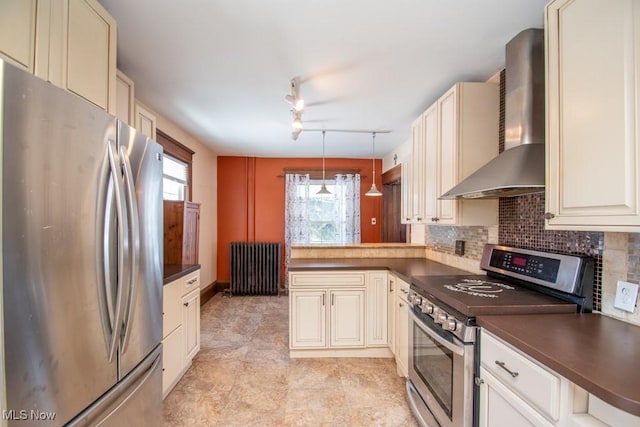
[317,131,331,195]
[366,132,382,196]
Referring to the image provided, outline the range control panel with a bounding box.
[488,249,560,282]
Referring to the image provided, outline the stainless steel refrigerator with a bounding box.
[1,60,163,425]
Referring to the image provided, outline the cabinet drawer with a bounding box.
[182,270,200,293]
[481,331,561,420]
[289,271,366,288]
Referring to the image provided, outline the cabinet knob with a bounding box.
[184,302,190,307]
[544,212,555,220]
[416,217,422,221]
[399,303,404,307]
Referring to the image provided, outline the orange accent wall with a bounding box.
[217,156,383,282]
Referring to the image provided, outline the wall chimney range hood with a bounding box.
[440,28,545,199]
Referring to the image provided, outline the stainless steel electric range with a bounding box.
[406,244,594,427]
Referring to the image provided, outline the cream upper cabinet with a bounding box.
[401,160,412,224]
[426,82,499,226]
[135,102,157,140]
[115,70,135,125]
[65,0,117,113]
[410,116,426,223]
[545,0,640,231]
[0,0,116,113]
[0,0,37,72]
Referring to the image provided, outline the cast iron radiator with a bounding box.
[229,242,281,296]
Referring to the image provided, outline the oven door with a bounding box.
[407,309,474,427]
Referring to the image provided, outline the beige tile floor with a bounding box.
[163,293,418,426]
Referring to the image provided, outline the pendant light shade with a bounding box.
[366,132,382,197]
[317,131,331,195]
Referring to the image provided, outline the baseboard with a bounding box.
[200,281,229,305]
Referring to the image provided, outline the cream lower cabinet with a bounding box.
[162,269,201,398]
[289,270,392,358]
[478,330,627,427]
[395,277,410,377]
[387,274,396,354]
[545,0,640,231]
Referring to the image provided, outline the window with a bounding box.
[308,180,339,244]
[163,154,188,200]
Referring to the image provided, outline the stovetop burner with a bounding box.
[443,279,515,298]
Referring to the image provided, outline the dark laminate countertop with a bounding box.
[163,264,201,285]
[288,257,473,284]
[477,313,640,417]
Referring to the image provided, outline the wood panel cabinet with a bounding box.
[410,116,426,223]
[164,201,200,265]
[545,0,640,231]
[387,274,396,354]
[162,269,200,398]
[0,0,116,113]
[330,290,365,347]
[290,290,327,348]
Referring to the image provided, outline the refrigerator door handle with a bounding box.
[97,145,116,355]
[120,145,140,353]
[107,139,129,361]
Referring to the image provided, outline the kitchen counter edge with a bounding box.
[163,264,201,285]
[477,313,640,418]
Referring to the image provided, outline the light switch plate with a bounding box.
[614,281,639,313]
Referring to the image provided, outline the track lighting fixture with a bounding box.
[365,132,383,197]
[285,79,304,112]
[292,111,303,130]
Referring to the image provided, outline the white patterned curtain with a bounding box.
[284,174,310,289]
[333,174,361,244]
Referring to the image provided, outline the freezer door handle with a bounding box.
[66,346,162,427]
[107,140,129,362]
[120,145,140,354]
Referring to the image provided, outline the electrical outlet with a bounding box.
[614,281,639,313]
[455,240,465,256]
[371,218,377,225]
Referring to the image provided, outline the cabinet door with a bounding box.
[410,115,425,222]
[163,278,183,338]
[423,104,439,223]
[437,86,458,224]
[66,0,116,112]
[366,272,388,347]
[183,203,200,264]
[115,70,135,125]
[387,275,396,354]
[0,0,37,72]
[290,290,326,348]
[401,160,412,224]
[330,290,365,347]
[478,367,554,427]
[162,325,183,398]
[182,288,200,362]
[546,0,640,229]
[395,292,409,377]
[135,102,157,140]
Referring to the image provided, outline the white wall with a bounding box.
[138,101,218,288]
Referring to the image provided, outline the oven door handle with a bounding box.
[409,310,464,357]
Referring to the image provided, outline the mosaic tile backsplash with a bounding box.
[424,226,491,260]
[627,234,640,284]
[499,194,603,311]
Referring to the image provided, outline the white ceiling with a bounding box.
[99,0,548,158]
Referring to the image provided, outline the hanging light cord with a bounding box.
[322,131,326,184]
[371,132,376,183]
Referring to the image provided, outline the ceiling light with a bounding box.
[317,131,331,195]
[365,132,383,197]
[292,111,303,130]
[291,128,302,141]
[285,79,305,112]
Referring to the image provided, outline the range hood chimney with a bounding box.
[440,28,545,199]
